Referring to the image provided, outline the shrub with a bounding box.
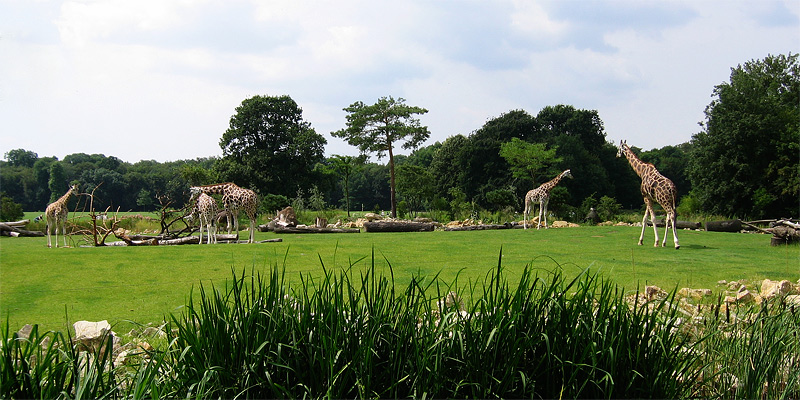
[0,194,24,221]
[261,193,290,215]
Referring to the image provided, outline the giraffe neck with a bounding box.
[58,187,76,204]
[622,146,651,178]
[542,171,567,192]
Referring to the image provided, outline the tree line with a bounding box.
[1,53,797,222]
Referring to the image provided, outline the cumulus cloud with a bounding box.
[1,0,797,162]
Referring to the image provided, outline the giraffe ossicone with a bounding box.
[45,184,79,248]
[524,169,573,230]
[617,140,680,249]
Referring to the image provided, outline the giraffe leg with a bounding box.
[647,204,660,247]
[638,200,651,246]
[46,219,52,248]
[542,198,549,229]
[248,216,255,243]
[669,211,680,249]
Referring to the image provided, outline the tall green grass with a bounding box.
[6,251,797,399]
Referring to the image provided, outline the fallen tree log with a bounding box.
[363,221,434,232]
[445,224,512,231]
[646,220,702,229]
[274,226,360,234]
[705,219,743,232]
[2,219,31,227]
[0,222,45,237]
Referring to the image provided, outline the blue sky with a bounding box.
[1,0,797,163]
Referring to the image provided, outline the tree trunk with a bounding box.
[704,219,743,232]
[388,142,397,219]
[363,221,434,232]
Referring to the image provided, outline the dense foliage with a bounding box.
[2,54,796,220]
[689,53,799,219]
[218,95,327,199]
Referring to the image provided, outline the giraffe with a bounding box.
[617,140,680,249]
[524,169,573,230]
[45,184,78,248]
[190,192,218,244]
[190,183,258,243]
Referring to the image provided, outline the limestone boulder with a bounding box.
[760,279,793,299]
[678,288,713,299]
[363,213,383,222]
[73,320,119,353]
[645,285,666,300]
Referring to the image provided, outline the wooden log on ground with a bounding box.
[2,219,31,227]
[363,221,434,232]
[767,225,799,246]
[444,224,512,231]
[274,226,360,234]
[0,222,45,237]
[705,219,743,232]
[647,220,702,229]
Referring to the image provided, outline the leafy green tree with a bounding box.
[3,149,38,168]
[349,163,391,212]
[327,155,366,216]
[460,110,537,207]
[499,138,562,186]
[688,53,799,218]
[396,164,434,215]
[219,95,327,197]
[0,194,24,221]
[332,96,430,218]
[47,162,67,203]
[32,157,57,207]
[429,135,469,200]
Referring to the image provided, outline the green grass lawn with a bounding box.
[1,226,797,333]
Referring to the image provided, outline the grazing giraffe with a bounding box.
[190,192,218,244]
[524,169,573,230]
[617,140,680,249]
[190,183,258,243]
[45,184,78,248]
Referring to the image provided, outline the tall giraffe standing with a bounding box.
[190,183,259,243]
[524,169,573,230]
[45,184,78,248]
[189,192,218,244]
[617,140,680,249]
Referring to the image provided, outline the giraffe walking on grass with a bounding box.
[45,184,78,248]
[190,183,259,243]
[617,140,680,249]
[524,169,573,230]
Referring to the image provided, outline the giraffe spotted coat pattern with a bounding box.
[617,140,680,249]
[524,169,573,230]
[191,192,218,244]
[45,184,78,248]
[191,183,259,243]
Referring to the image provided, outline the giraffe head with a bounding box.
[561,169,573,179]
[616,140,627,158]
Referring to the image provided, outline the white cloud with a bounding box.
[1,0,797,162]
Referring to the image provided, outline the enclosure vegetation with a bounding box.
[2,260,798,399]
[2,54,797,223]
